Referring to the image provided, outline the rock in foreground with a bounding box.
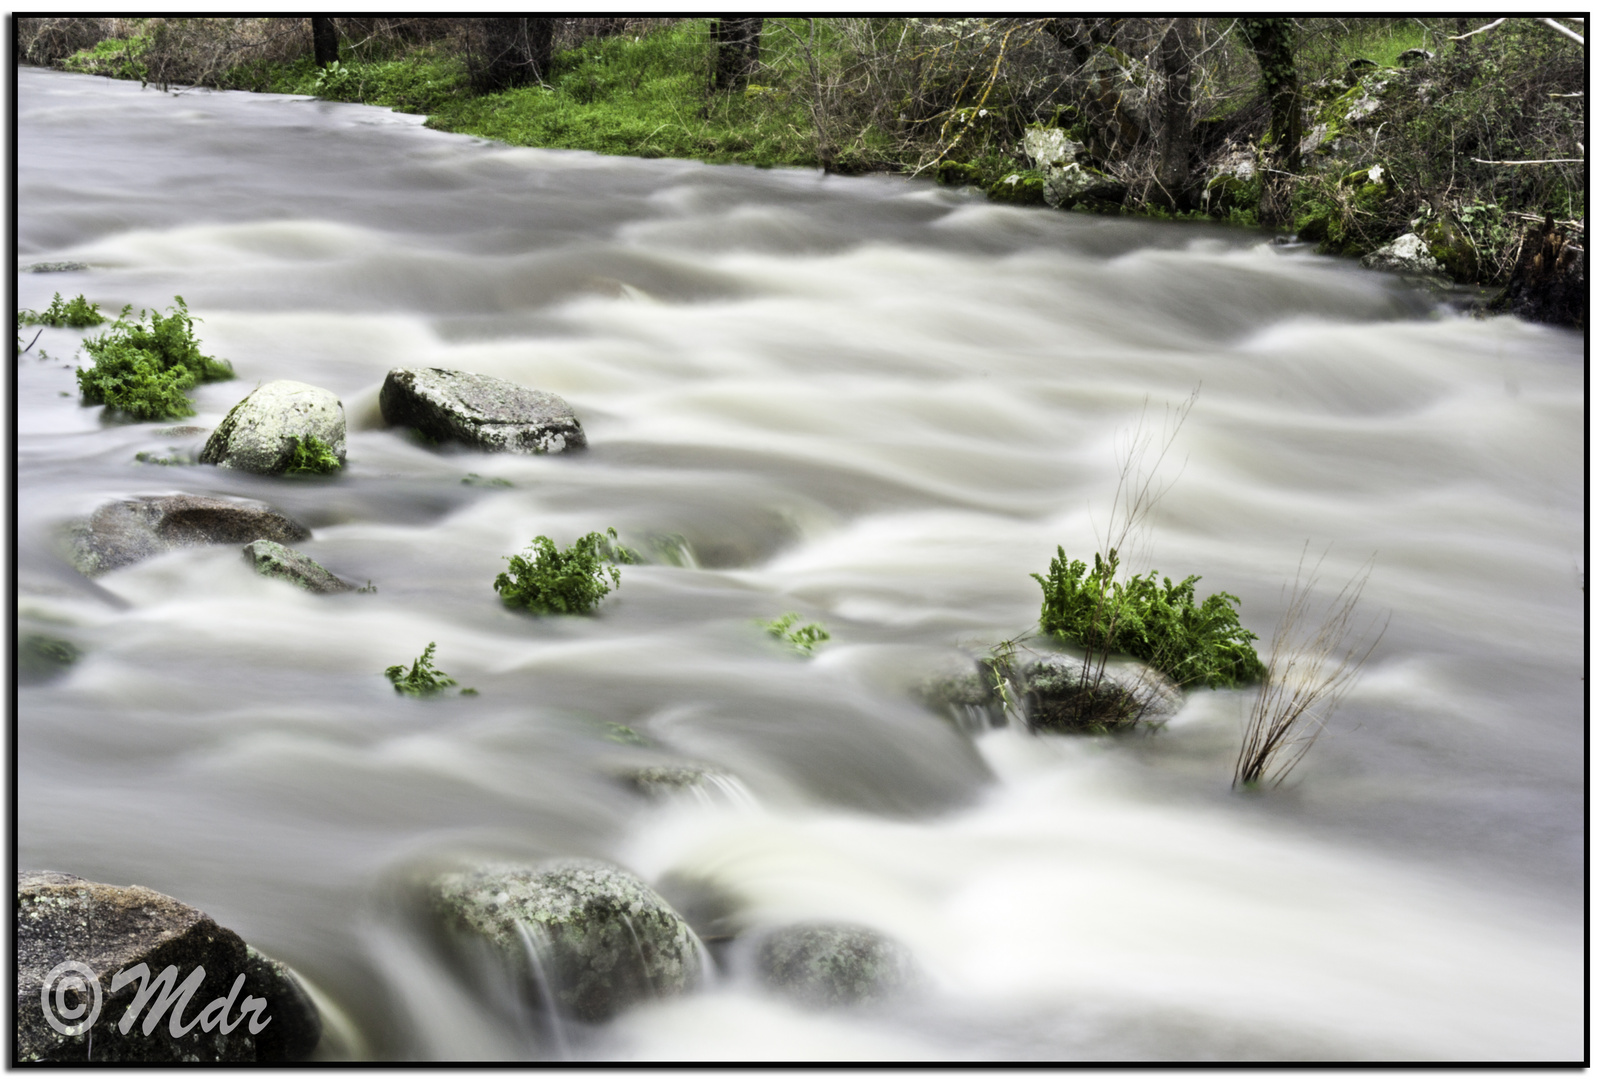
[16,871,320,1063]
[380,367,585,455]
[200,380,347,475]
[430,858,699,1023]
[755,923,915,1008]
[242,539,355,594]
[65,494,311,576]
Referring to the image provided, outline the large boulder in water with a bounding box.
[200,380,347,475]
[753,923,916,1008]
[16,871,321,1063]
[65,494,311,576]
[379,367,586,455]
[429,858,700,1023]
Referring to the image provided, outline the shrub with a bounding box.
[763,612,830,655]
[284,434,342,475]
[494,528,633,615]
[76,297,233,421]
[1033,546,1265,689]
[20,293,106,328]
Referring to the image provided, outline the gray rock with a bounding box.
[380,368,586,455]
[16,871,320,1062]
[1042,162,1126,210]
[242,540,355,594]
[18,633,81,685]
[65,495,311,577]
[25,261,90,273]
[200,380,347,476]
[1361,232,1445,276]
[429,858,701,1023]
[755,923,915,1008]
[1396,47,1433,66]
[619,764,751,806]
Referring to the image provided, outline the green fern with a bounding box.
[494,528,632,615]
[763,612,830,655]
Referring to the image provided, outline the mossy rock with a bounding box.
[200,380,347,476]
[18,633,80,685]
[1204,173,1260,216]
[1021,655,1181,735]
[429,858,701,1023]
[1422,219,1478,282]
[988,172,1046,206]
[934,160,977,187]
[754,923,915,1009]
[242,539,356,594]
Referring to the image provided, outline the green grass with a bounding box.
[75,296,232,421]
[494,528,635,615]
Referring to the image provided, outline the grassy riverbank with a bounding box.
[21,17,1586,296]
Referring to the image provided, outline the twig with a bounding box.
[1448,17,1506,40]
[21,328,44,354]
[1470,157,1585,166]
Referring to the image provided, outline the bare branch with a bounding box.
[1448,17,1507,40]
[1539,17,1584,45]
[1470,157,1586,166]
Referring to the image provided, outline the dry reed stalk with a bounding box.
[1234,550,1385,789]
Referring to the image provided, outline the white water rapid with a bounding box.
[15,68,1583,1062]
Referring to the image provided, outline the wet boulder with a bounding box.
[1043,162,1127,211]
[379,368,586,455]
[200,380,346,475]
[16,871,320,1063]
[1021,654,1181,734]
[754,923,916,1009]
[619,764,751,806]
[1361,233,1445,276]
[241,539,355,594]
[65,494,311,577]
[429,858,700,1023]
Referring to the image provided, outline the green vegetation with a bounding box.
[763,612,830,655]
[385,641,475,696]
[1033,547,1264,689]
[284,434,342,475]
[20,293,106,328]
[75,296,233,421]
[462,473,514,488]
[494,527,633,615]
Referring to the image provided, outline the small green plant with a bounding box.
[284,434,342,475]
[20,293,106,328]
[76,297,233,420]
[763,612,830,655]
[494,528,632,615]
[462,473,513,487]
[385,641,474,696]
[1033,547,1265,689]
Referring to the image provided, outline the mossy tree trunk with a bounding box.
[310,17,338,67]
[1155,17,1198,210]
[1239,17,1301,226]
[711,17,763,91]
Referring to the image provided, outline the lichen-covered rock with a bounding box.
[16,871,320,1062]
[620,764,755,807]
[755,923,915,1009]
[429,858,700,1023]
[1020,125,1084,170]
[988,172,1046,206]
[200,381,347,475]
[241,540,355,594]
[379,368,586,455]
[64,495,311,577]
[1043,162,1126,211]
[1361,232,1445,276]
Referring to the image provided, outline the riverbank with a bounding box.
[18,16,1585,320]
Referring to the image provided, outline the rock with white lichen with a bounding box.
[200,380,347,475]
[379,368,585,455]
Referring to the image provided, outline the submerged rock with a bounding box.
[1021,654,1181,734]
[379,368,586,455]
[200,380,347,475]
[65,494,311,577]
[241,540,355,594]
[429,858,700,1023]
[25,261,90,273]
[16,871,320,1063]
[18,633,81,685]
[619,763,752,805]
[754,923,915,1008]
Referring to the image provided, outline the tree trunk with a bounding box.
[476,17,554,93]
[1239,17,1300,226]
[711,17,763,91]
[1155,17,1197,209]
[1486,215,1587,328]
[311,17,338,67]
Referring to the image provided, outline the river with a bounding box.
[15,67,1584,1061]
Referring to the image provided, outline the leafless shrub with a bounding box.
[1234,552,1386,790]
[17,17,117,66]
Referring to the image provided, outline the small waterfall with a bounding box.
[512,920,568,1061]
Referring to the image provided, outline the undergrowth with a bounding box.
[284,434,342,475]
[494,527,635,615]
[20,293,106,328]
[763,612,830,655]
[75,297,233,421]
[386,641,475,696]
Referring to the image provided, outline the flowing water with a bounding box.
[15,68,1584,1062]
